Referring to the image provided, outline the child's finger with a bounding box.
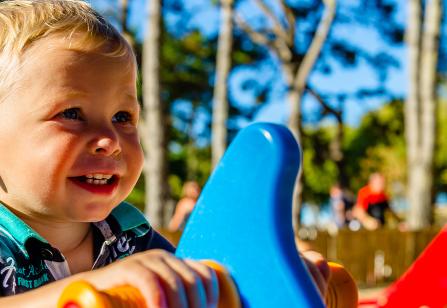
[141,257,189,308]
[184,259,219,307]
[162,256,208,308]
[128,265,168,308]
[301,251,329,297]
[98,260,168,308]
[302,250,331,282]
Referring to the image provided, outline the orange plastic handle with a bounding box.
[200,260,241,308]
[326,262,358,308]
[57,261,357,308]
[57,260,240,308]
[57,282,145,308]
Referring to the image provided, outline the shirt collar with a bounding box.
[108,202,151,237]
[0,202,48,258]
[0,201,150,259]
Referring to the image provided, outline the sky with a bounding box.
[91,0,442,128]
[171,0,407,127]
[222,0,409,127]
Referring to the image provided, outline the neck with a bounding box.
[36,221,91,254]
[24,216,94,273]
[9,208,91,254]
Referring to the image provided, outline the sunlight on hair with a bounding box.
[0,0,134,101]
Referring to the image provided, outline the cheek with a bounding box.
[127,141,144,175]
[18,131,80,186]
[26,141,76,187]
[36,130,79,163]
[122,137,144,180]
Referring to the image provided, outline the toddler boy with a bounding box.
[0,0,217,306]
[0,1,329,307]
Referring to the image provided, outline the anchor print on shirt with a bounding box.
[0,257,16,293]
[110,233,136,259]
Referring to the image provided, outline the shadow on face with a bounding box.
[0,176,7,193]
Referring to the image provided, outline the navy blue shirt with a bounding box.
[0,202,174,296]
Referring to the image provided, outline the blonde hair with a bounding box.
[0,0,133,100]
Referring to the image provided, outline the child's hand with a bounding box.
[301,250,330,297]
[80,249,219,308]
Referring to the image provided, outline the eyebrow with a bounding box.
[62,89,89,99]
[60,89,137,102]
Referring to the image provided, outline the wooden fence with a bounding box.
[297,228,441,287]
[158,227,441,287]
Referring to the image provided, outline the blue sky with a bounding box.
[91,0,436,128]
[175,0,408,127]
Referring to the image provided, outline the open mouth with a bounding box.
[74,174,117,185]
[69,174,119,194]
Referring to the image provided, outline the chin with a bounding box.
[75,207,113,223]
[68,199,120,222]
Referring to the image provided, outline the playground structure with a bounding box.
[359,224,447,307]
[58,123,359,307]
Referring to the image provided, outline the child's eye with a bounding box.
[59,108,82,121]
[112,111,133,124]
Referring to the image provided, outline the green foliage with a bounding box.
[299,100,406,204]
[168,174,183,201]
[435,100,447,192]
[302,152,337,204]
[344,100,405,192]
[356,144,406,195]
[160,30,215,105]
[169,142,211,199]
[301,126,338,203]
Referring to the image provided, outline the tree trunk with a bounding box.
[307,86,346,187]
[288,0,336,231]
[332,113,346,187]
[212,0,234,169]
[406,0,441,230]
[142,0,168,228]
[406,0,422,229]
[120,0,129,32]
[120,0,134,47]
[287,85,304,232]
[235,0,336,231]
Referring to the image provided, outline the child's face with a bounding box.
[0,36,144,223]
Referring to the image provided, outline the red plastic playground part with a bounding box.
[359,225,447,307]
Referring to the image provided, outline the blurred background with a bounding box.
[91,0,446,298]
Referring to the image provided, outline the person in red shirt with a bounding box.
[354,173,401,230]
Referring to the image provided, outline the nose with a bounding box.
[88,128,122,158]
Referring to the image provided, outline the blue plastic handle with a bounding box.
[175,123,324,307]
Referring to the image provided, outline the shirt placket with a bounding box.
[92,220,118,269]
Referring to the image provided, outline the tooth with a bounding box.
[83,174,113,182]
